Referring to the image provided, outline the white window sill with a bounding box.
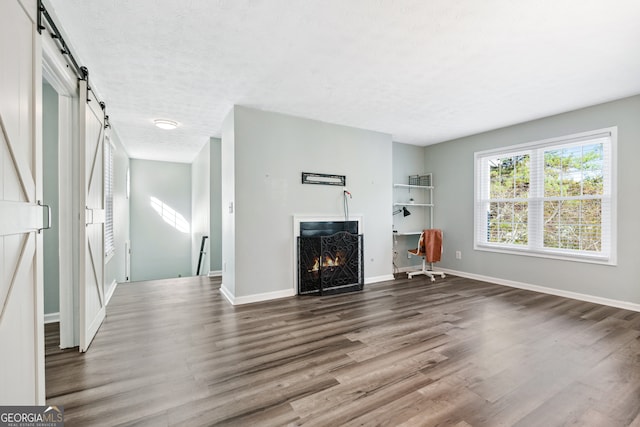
[474,243,616,266]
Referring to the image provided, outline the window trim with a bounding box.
[474,127,617,265]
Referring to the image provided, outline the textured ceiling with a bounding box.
[47,0,640,163]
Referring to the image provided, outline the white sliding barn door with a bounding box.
[78,80,106,352]
[0,0,45,404]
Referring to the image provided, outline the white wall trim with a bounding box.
[208,270,222,277]
[219,284,235,305]
[220,285,295,306]
[105,279,118,306]
[42,31,79,351]
[365,274,395,284]
[44,312,60,324]
[441,268,640,313]
[235,289,296,305]
[221,276,390,305]
[222,265,640,312]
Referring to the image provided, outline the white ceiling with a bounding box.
[47,0,640,164]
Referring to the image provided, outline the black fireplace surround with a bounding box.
[297,221,364,295]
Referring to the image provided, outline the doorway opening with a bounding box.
[41,74,77,352]
[42,28,82,353]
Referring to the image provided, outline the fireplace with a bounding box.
[297,221,364,295]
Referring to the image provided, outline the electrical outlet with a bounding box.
[455,251,462,260]
[407,252,411,259]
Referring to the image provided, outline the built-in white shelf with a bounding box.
[393,174,435,238]
[393,203,433,207]
[393,184,434,190]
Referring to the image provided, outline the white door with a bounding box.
[0,0,45,404]
[78,79,106,352]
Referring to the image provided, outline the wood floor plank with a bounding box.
[511,381,605,427]
[293,372,435,426]
[44,274,640,426]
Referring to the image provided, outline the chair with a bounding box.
[407,229,446,282]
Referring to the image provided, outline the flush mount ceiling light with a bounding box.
[153,119,179,130]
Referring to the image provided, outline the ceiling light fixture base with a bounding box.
[154,119,179,130]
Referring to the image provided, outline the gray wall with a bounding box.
[43,82,59,315]
[221,112,236,295]
[130,159,192,281]
[222,106,393,299]
[210,137,222,273]
[104,131,130,289]
[425,95,640,304]
[191,143,210,275]
[392,142,428,271]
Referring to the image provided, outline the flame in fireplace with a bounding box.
[308,253,345,272]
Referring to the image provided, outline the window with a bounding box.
[105,138,115,258]
[474,128,616,264]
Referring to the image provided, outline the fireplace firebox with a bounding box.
[297,221,363,295]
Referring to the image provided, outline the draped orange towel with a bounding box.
[410,229,443,263]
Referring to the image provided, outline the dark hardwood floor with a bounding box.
[45,274,640,426]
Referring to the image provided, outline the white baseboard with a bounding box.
[236,288,296,305]
[105,279,118,305]
[208,270,222,277]
[44,312,60,324]
[219,284,234,305]
[365,274,395,284]
[441,268,640,313]
[219,284,295,305]
[220,275,394,305]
